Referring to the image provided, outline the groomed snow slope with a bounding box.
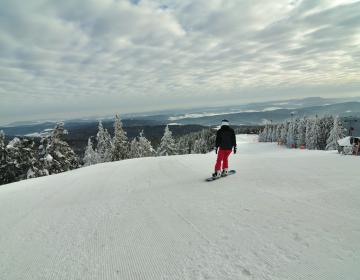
[0,135,359,280]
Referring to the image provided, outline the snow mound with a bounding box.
[0,135,359,280]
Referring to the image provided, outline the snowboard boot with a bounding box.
[221,168,228,177]
[212,170,221,179]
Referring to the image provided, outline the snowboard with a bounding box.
[206,170,236,182]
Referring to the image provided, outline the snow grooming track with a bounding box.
[1,135,360,280]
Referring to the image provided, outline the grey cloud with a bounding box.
[0,0,359,124]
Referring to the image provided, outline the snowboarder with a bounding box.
[212,120,237,178]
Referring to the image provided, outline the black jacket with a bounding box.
[216,125,236,150]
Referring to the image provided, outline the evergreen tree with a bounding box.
[177,136,192,154]
[293,119,299,147]
[287,118,298,147]
[0,131,6,179]
[271,125,277,142]
[296,117,307,147]
[0,135,13,184]
[259,126,269,142]
[1,137,39,184]
[192,138,208,153]
[157,125,178,156]
[38,134,51,176]
[326,116,345,150]
[287,120,294,147]
[129,138,140,158]
[267,127,273,142]
[39,123,79,174]
[275,124,282,143]
[206,128,217,150]
[129,131,154,159]
[96,121,113,163]
[0,130,5,157]
[305,118,314,149]
[137,131,155,157]
[305,117,321,150]
[280,122,288,144]
[83,137,100,166]
[318,116,333,150]
[258,128,265,142]
[112,115,129,161]
[0,131,7,184]
[313,116,322,150]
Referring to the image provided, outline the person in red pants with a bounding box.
[212,120,237,178]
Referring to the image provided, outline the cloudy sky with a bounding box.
[0,0,359,124]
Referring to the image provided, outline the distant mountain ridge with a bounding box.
[1,97,359,136]
[172,101,360,126]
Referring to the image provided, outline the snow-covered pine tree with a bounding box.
[112,115,129,161]
[275,124,282,143]
[137,130,155,157]
[2,137,22,184]
[157,125,178,156]
[286,122,292,146]
[21,138,44,179]
[313,116,322,150]
[318,116,333,150]
[0,130,5,165]
[0,130,5,151]
[39,123,80,174]
[38,134,51,176]
[296,117,307,147]
[266,125,271,142]
[271,125,277,142]
[129,138,140,158]
[258,127,265,142]
[305,118,314,149]
[177,136,192,154]
[287,119,297,147]
[192,138,208,153]
[293,118,299,147]
[326,116,345,150]
[83,137,100,166]
[280,122,288,145]
[0,131,6,184]
[205,128,216,150]
[305,117,321,150]
[202,128,216,151]
[1,137,40,184]
[183,128,216,152]
[259,125,270,142]
[96,121,113,163]
[267,127,273,142]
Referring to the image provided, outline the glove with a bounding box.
[233,147,237,154]
[215,147,218,154]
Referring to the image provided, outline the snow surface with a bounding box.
[0,135,359,280]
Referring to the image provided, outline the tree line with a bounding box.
[258,115,345,150]
[0,115,216,186]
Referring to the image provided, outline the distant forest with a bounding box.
[4,123,262,156]
[0,118,261,186]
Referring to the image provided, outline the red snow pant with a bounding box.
[215,149,232,171]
